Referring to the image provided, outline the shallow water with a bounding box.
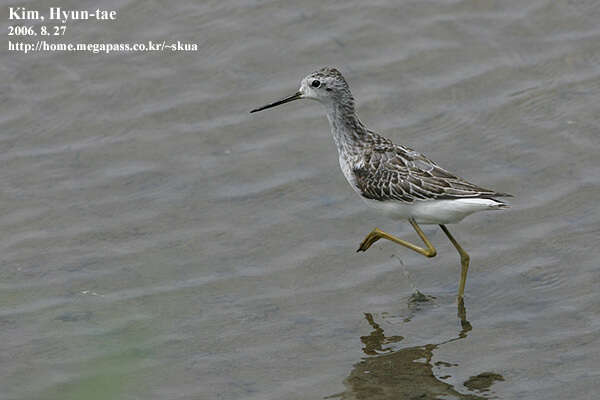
[1,0,600,399]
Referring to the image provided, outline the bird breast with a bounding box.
[338,154,363,195]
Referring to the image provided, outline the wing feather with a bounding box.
[353,143,510,203]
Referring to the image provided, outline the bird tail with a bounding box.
[489,197,510,209]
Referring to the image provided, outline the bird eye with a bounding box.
[311,80,321,88]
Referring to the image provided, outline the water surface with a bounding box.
[1,0,599,399]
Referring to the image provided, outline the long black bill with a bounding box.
[250,92,302,113]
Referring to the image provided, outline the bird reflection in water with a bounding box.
[329,300,503,400]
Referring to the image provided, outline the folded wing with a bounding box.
[353,143,511,203]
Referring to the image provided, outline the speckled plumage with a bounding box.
[308,68,510,213]
[250,66,512,299]
[252,67,511,224]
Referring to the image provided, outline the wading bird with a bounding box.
[250,67,511,300]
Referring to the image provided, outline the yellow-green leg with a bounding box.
[457,297,472,337]
[439,225,470,300]
[357,218,437,258]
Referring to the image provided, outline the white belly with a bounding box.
[338,155,362,194]
[338,155,506,224]
[363,197,505,224]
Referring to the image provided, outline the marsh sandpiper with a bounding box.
[250,67,511,300]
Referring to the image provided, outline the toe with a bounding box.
[357,241,369,252]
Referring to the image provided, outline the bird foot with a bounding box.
[357,233,381,252]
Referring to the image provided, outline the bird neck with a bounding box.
[324,100,368,155]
